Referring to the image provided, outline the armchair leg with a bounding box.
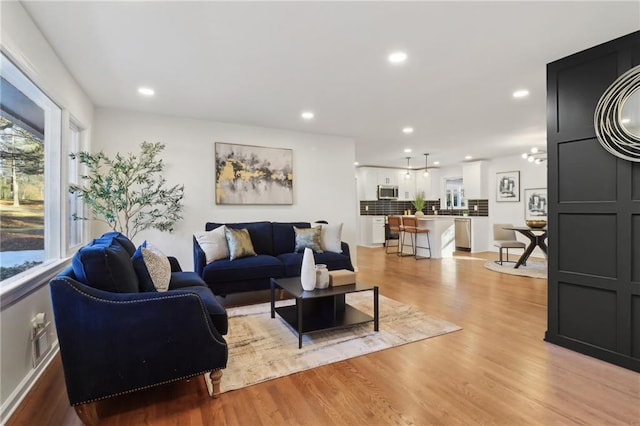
[204,370,223,398]
[74,402,98,426]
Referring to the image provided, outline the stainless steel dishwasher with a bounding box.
[454,218,471,251]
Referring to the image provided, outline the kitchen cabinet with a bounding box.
[462,161,488,199]
[359,216,385,246]
[397,172,415,200]
[356,167,378,200]
[377,169,398,186]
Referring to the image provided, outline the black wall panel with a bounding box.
[558,214,617,278]
[546,31,640,372]
[633,215,640,282]
[558,139,617,202]
[558,283,617,350]
[633,297,640,358]
[632,163,640,201]
[556,53,619,134]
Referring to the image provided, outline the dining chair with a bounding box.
[493,223,526,265]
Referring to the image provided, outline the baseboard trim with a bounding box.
[0,341,60,424]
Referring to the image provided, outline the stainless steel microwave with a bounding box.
[377,185,399,200]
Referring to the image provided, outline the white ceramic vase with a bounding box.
[315,264,330,289]
[415,210,425,217]
[300,247,316,291]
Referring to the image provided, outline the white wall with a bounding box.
[92,108,358,269]
[0,2,94,422]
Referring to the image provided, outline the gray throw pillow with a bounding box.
[294,226,323,253]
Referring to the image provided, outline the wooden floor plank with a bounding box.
[6,249,640,425]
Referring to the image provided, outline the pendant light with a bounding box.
[405,157,412,179]
[423,153,429,177]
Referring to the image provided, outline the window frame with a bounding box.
[0,52,66,307]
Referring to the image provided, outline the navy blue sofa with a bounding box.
[194,221,354,295]
[50,232,228,425]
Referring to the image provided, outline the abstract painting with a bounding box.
[215,142,293,205]
[524,188,547,220]
[496,171,520,202]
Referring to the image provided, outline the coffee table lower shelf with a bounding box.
[275,304,373,335]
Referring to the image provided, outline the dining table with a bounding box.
[504,226,548,269]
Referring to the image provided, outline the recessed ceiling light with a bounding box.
[433,161,440,166]
[354,161,359,166]
[522,153,529,159]
[404,148,412,153]
[301,111,314,120]
[388,51,408,64]
[513,89,529,98]
[622,117,631,124]
[138,87,155,96]
[465,155,473,160]
[402,127,414,134]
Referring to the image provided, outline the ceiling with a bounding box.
[20,1,640,168]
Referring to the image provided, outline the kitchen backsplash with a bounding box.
[359,199,489,217]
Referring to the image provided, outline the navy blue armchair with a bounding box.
[50,233,228,425]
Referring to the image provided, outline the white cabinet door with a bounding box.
[377,169,398,186]
[462,161,487,199]
[357,167,379,200]
[371,216,385,244]
[398,172,415,200]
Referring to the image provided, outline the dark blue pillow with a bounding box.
[132,242,156,292]
[72,236,139,293]
[100,231,136,256]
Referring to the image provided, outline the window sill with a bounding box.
[0,258,70,309]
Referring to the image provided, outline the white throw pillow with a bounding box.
[141,243,171,292]
[315,222,343,253]
[194,226,230,263]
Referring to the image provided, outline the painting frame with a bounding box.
[215,142,293,205]
[524,188,547,221]
[495,171,520,202]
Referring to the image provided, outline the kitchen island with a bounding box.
[400,215,489,258]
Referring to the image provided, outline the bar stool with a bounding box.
[400,216,431,259]
[385,216,403,254]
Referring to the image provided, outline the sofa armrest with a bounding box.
[167,256,182,272]
[50,277,227,406]
[193,236,207,276]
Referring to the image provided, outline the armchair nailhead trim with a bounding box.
[72,368,224,406]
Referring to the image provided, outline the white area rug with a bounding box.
[221,292,461,393]
[484,260,547,279]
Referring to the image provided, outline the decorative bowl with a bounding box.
[526,220,547,228]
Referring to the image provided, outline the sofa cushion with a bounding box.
[72,235,139,293]
[132,242,171,292]
[272,222,310,255]
[100,231,136,256]
[194,226,229,263]
[316,222,344,253]
[202,254,284,283]
[225,227,257,260]
[294,226,323,253]
[206,221,273,255]
[277,251,353,277]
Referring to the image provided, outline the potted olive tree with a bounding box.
[69,142,184,239]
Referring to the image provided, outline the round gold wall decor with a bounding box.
[594,65,640,162]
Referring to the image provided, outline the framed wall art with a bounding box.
[524,188,547,220]
[496,171,520,202]
[215,142,293,205]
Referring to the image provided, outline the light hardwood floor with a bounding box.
[7,248,640,425]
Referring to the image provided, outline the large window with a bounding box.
[0,53,62,285]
